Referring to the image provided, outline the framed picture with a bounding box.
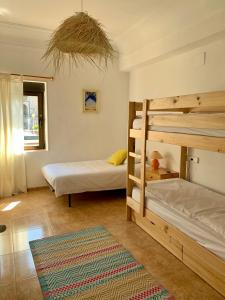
[83,90,98,112]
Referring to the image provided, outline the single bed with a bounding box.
[42,160,128,206]
[132,178,225,261]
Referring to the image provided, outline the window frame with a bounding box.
[23,90,45,151]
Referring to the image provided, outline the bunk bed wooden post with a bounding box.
[127,101,136,221]
[179,109,188,180]
[68,194,71,207]
[140,99,148,217]
[180,146,187,179]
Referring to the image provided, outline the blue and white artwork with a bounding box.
[83,90,98,112]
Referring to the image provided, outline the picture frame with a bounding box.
[83,90,98,112]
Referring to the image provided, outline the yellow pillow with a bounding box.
[107,149,127,166]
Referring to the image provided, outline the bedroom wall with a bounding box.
[129,37,225,194]
[0,43,129,188]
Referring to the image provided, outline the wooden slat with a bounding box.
[191,106,225,113]
[127,196,140,213]
[130,129,141,138]
[183,249,225,296]
[148,91,225,111]
[130,128,225,153]
[140,100,148,217]
[132,211,183,261]
[128,174,141,185]
[129,152,142,159]
[149,114,225,130]
[147,131,225,153]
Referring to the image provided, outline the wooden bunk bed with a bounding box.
[126,91,225,296]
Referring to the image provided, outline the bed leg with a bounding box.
[68,194,72,207]
[126,205,132,221]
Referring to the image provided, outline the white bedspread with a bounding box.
[42,160,127,197]
[132,179,225,260]
[144,179,225,239]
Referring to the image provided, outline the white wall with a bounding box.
[119,2,225,71]
[130,37,225,194]
[0,43,129,187]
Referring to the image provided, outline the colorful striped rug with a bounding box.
[29,226,175,300]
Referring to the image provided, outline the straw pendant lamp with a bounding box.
[43,0,115,71]
[150,151,163,170]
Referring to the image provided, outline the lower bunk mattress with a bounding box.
[132,178,225,261]
[42,160,127,197]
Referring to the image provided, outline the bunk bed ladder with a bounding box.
[140,100,148,217]
[127,102,136,221]
[127,100,148,219]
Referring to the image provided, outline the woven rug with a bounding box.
[30,226,175,300]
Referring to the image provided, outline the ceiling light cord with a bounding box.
[81,0,84,12]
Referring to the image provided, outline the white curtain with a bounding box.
[0,74,27,197]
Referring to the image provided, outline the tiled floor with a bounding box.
[0,188,224,300]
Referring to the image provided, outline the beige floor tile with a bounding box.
[47,212,80,230]
[13,226,52,252]
[52,220,103,236]
[14,250,36,281]
[0,254,15,285]
[0,234,13,255]
[0,283,16,300]
[15,277,43,300]
[10,206,43,218]
[12,213,50,233]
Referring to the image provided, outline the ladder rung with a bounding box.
[128,175,141,185]
[127,196,140,213]
[129,152,141,159]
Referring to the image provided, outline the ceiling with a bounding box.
[0,0,159,39]
[0,0,225,64]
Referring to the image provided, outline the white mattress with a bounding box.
[42,160,127,197]
[132,178,225,261]
[133,117,225,137]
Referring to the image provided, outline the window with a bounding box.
[23,82,45,150]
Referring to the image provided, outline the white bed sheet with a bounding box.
[42,160,127,197]
[132,179,225,261]
[133,117,225,137]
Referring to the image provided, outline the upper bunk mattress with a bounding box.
[132,178,225,261]
[42,160,127,197]
[133,116,225,137]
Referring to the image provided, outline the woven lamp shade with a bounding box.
[150,151,163,160]
[43,12,115,71]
